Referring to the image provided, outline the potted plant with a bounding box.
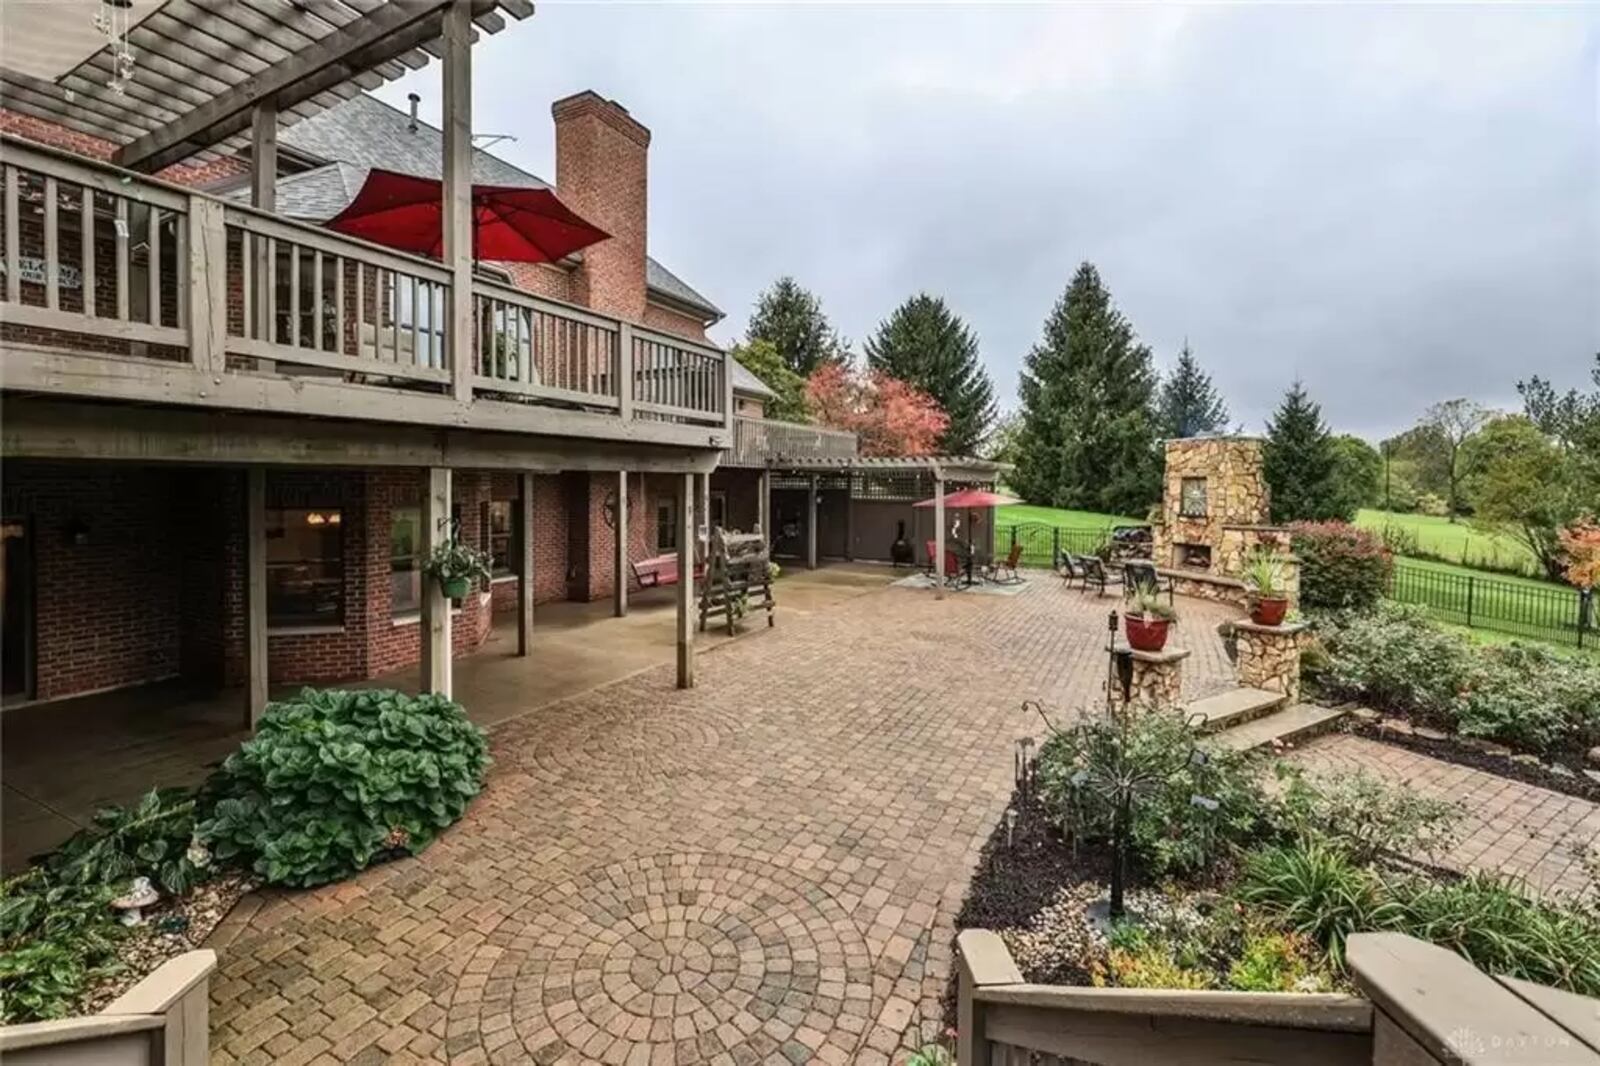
[1123,585,1177,652]
[422,538,493,599]
[1242,550,1289,626]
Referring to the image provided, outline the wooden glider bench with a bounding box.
[631,554,705,590]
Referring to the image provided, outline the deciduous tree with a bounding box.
[1328,434,1384,519]
[1420,398,1492,521]
[1012,263,1161,517]
[804,363,948,457]
[1263,381,1342,522]
[728,339,808,423]
[1463,415,1580,581]
[1156,341,1230,439]
[863,293,996,455]
[745,277,846,376]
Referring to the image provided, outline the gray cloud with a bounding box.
[378,3,1598,439]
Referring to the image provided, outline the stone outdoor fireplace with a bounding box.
[1151,436,1297,606]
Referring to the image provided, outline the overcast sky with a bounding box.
[377,3,1597,440]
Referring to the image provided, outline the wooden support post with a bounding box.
[517,471,534,656]
[806,474,819,571]
[421,467,453,697]
[441,0,474,405]
[676,472,695,689]
[617,322,634,421]
[244,467,269,729]
[697,471,711,540]
[613,470,629,618]
[843,465,854,561]
[757,468,771,540]
[250,101,276,362]
[187,198,226,373]
[934,473,946,600]
[956,930,1025,1066]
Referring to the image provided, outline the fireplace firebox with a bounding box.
[1175,543,1213,571]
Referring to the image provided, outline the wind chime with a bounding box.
[93,0,138,96]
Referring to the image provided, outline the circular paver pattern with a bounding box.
[500,699,744,788]
[460,851,875,1064]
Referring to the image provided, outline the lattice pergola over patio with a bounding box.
[0,0,532,172]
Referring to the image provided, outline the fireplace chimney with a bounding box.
[551,90,648,320]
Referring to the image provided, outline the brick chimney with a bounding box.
[552,91,649,321]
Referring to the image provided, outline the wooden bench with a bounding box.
[631,554,704,589]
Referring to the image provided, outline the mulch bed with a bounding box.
[1345,718,1600,804]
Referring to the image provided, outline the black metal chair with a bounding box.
[1077,555,1123,597]
[1056,552,1086,590]
[1121,559,1174,605]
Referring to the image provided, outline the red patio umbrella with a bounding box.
[914,489,1019,577]
[325,168,609,263]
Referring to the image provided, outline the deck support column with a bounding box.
[698,472,711,539]
[244,466,269,729]
[421,467,453,697]
[806,474,818,571]
[843,465,854,561]
[517,472,534,655]
[933,471,946,600]
[613,470,629,618]
[676,472,695,689]
[441,0,474,403]
[757,468,771,540]
[249,101,276,362]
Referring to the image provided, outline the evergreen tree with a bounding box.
[745,277,845,376]
[1156,341,1230,438]
[863,293,997,455]
[1263,381,1341,521]
[1012,263,1161,517]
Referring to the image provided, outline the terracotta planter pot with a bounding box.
[1251,596,1289,626]
[1125,615,1171,652]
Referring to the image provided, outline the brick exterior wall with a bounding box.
[0,108,248,188]
[642,302,709,342]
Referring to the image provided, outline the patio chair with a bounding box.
[1077,555,1123,597]
[1121,560,1173,605]
[1056,552,1087,591]
[985,542,1024,585]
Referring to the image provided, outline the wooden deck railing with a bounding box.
[725,415,857,467]
[956,929,1600,1065]
[0,135,729,434]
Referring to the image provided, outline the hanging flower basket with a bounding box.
[422,538,492,599]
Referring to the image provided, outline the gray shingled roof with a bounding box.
[729,358,777,399]
[245,93,723,321]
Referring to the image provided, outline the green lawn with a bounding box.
[1354,509,1540,577]
[1387,558,1591,651]
[992,504,1137,530]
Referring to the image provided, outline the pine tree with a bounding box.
[1012,263,1161,517]
[1157,341,1230,438]
[863,293,997,455]
[1263,381,1342,521]
[745,277,845,376]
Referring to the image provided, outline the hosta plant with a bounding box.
[45,787,209,897]
[199,688,490,887]
[0,869,125,1023]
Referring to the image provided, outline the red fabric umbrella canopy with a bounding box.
[912,488,1019,509]
[325,168,609,263]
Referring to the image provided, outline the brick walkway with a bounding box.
[207,577,1239,1065]
[1288,735,1600,897]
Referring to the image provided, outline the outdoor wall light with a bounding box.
[64,518,90,546]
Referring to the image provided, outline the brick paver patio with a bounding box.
[207,577,1238,1065]
[1288,735,1600,897]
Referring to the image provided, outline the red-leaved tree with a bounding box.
[804,363,949,457]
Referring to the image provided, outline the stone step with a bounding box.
[1210,703,1349,753]
[1184,687,1287,734]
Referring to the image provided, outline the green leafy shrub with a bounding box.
[1033,708,1268,876]
[199,689,490,887]
[1238,838,1399,961]
[1095,941,1213,990]
[1394,873,1600,996]
[1270,766,1461,864]
[1226,927,1330,992]
[1319,603,1600,754]
[0,870,125,1023]
[45,788,209,897]
[1289,521,1393,611]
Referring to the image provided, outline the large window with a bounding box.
[391,505,423,615]
[657,496,678,551]
[266,508,344,627]
[485,499,519,577]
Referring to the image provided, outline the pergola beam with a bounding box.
[114,0,498,173]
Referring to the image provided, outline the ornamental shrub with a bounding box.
[199,689,490,887]
[1289,521,1393,611]
[0,870,126,1023]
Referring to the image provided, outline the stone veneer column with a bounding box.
[1108,644,1190,715]
[1233,619,1311,704]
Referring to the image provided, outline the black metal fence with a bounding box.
[1003,523,1112,570]
[1386,561,1594,649]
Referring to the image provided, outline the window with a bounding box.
[391,505,423,615]
[709,491,727,532]
[266,508,344,627]
[657,496,678,551]
[485,499,519,577]
[1180,477,1208,518]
